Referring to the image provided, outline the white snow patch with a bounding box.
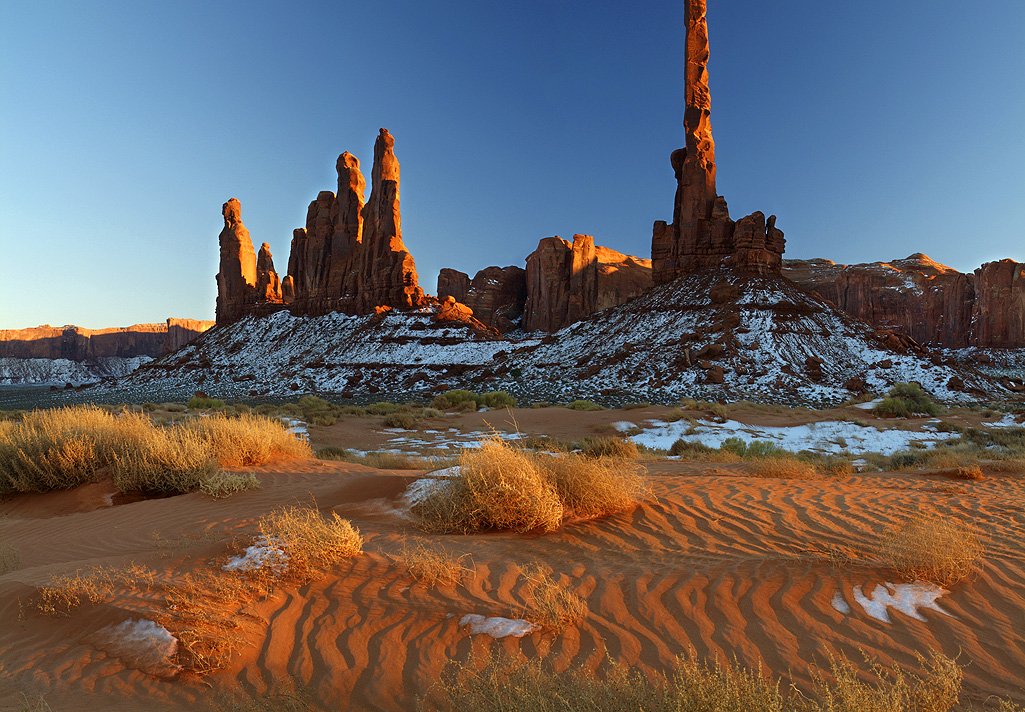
[459,614,539,638]
[830,591,851,615]
[612,421,637,433]
[223,536,288,573]
[88,618,180,677]
[854,398,883,410]
[850,582,953,624]
[404,469,461,508]
[629,418,954,456]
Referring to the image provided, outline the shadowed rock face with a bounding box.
[437,268,471,303]
[522,237,653,332]
[215,198,257,325]
[462,266,527,333]
[972,260,1025,347]
[784,254,1025,348]
[652,0,785,282]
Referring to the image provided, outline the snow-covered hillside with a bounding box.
[0,356,152,385]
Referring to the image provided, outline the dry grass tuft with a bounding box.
[516,563,586,632]
[413,439,563,534]
[430,648,968,712]
[411,438,648,533]
[578,436,639,460]
[36,563,157,616]
[0,406,309,496]
[212,678,318,712]
[199,470,262,498]
[746,455,820,480]
[539,453,648,519]
[878,514,982,586]
[400,539,474,588]
[0,541,21,574]
[256,506,363,582]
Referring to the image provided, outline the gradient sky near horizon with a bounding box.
[2,0,1023,330]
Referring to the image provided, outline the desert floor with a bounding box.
[2,405,1024,710]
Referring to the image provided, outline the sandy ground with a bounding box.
[2,406,1025,710]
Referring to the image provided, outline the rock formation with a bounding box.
[255,243,283,304]
[594,246,654,312]
[215,198,257,325]
[652,0,785,283]
[523,235,597,332]
[971,260,1025,348]
[0,320,214,360]
[277,129,425,319]
[437,268,471,303]
[462,266,527,333]
[784,254,1025,349]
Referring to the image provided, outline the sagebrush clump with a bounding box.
[873,383,941,418]
[878,514,982,586]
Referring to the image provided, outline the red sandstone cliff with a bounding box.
[0,319,214,360]
[784,254,1025,349]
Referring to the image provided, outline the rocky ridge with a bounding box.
[784,254,1025,348]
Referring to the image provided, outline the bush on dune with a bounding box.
[873,383,941,418]
[878,514,981,586]
[411,438,647,533]
[0,406,309,496]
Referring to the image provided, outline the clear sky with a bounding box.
[2,0,1023,329]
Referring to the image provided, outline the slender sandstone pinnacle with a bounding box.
[215,198,258,324]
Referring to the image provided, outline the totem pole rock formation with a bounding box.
[284,129,424,317]
[255,243,283,304]
[215,198,258,325]
[652,0,785,283]
[355,129,425,311]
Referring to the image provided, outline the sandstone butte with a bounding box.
[0,319,214,361]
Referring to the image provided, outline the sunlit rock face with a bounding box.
[215,198,258,325]
[652,0,785,283]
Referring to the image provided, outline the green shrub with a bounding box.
[430,394,453,410]
[188,396,226,410]
[873,383,940,418]
[384,412,420,429]
[316,446,349,460]
[161,403,187,413]
[480,391,517,409]
[565,400,603,411]
[366,401,399,415]
[669,439,716,457]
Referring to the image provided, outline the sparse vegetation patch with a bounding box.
[878,513,981,586]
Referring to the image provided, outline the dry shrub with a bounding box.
[256,506,363,582]
[401,538,474,588]
[878,514,981,586]
[200,470,262,498]
[812,650,961,712]
[747,455,819,480]
[36,563,157,616]
[579,436,639,460]
[0,541,20,574]
[414,439,563,534]
[182,413,312,467]
[538,453,647,519]
[517,564,586,631]
[430,648,968,712]
[334,450,454,470]
[0,406,308,496]
[412,439,648,533]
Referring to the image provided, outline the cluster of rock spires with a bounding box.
[0,319,213,361]
[216,129,425,325]
[216,128,651,334]
[210,0,1024,357]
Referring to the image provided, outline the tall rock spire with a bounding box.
[652,0,785,282]
[215,198,258,324]
[356,128,424,311]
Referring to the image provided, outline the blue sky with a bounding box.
[2,0,1023,329]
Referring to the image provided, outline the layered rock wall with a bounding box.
[0,320,214,360]
[652,0,785,283]
[462,266,527,333]
[784,254,1025,348]
[437,269,471,303]
[972,260,1025,348]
